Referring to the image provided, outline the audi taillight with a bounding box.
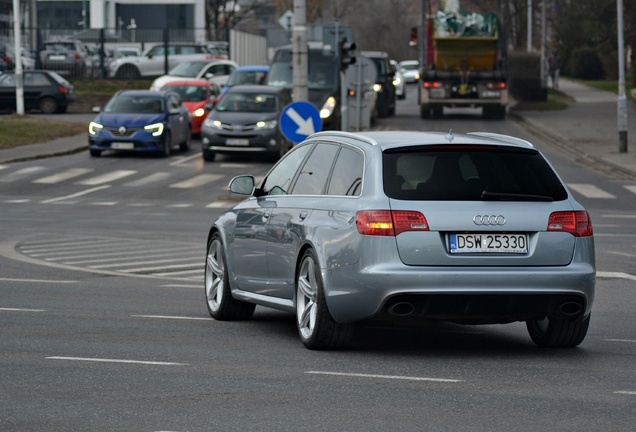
[356,210,429,236]
[547,211,593,237]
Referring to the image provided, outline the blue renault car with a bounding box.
[88,89,191,157]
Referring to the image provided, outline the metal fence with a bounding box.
[1,26,229,80]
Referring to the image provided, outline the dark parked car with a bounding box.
[361,50,397,118]
[88,90,191,157]
[204,130,595,350]
[200,85,293,162]
[0,70,76,114]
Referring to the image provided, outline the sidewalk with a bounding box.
[1,79,636,180]
[509,78,636,180]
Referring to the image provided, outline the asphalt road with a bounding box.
[1,85,635,431]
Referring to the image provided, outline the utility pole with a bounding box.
[292,0,308,102]
[527,0,532,52]
[12,0,24,116]
[617,0,628,153]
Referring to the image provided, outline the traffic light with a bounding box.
[410,26,418,48]
[339,38,357,71]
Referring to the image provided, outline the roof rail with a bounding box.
[307,131,378,146]
[467,132,535,148]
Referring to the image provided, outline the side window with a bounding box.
[327,147,363,196]
[0,74,15,86]
[31,73,51,86]
[261,144,313,196]
[291,143,339,195]
[148,46,161,56]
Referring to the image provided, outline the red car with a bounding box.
[161,79,221,136]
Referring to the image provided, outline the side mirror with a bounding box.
[228,175,255,196]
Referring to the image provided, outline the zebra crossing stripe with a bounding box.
[77,170,137,185]
[625,185,636,195]
[567,183,616,199]
[169,174,223,189]
[33,168,93,184]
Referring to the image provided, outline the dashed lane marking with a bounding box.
[305,371,464,383]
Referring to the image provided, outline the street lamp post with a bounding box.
[617,0,628,153]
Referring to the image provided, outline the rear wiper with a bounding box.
[481,190,553,202]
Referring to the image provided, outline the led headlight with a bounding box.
[193,108,206,117]
[203,119,223,129]
[88,121,103,135]
[144,123,164,136]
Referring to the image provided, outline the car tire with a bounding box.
[39,97,58,114]
[180,128,192,152]
[526,314,591,348]
[202,149,216,162]
[296,249,353,350]
[205,232,255,320]
[162,131,172,157]
[115,65,141,80]
[89,149,101,157]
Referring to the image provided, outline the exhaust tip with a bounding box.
[389,302,415,317]
[558,301,583,317]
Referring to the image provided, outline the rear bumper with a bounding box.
[324,263,595,324]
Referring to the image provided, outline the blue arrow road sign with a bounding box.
[280,101,323,144]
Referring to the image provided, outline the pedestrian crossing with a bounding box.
[0,163,265,209]
[1,163,635,205]
[15,235,204,283]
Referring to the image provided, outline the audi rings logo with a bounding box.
[473,215,506,226]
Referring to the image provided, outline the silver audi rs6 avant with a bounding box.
[204,130,595,350]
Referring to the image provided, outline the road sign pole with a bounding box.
[292,0,308,102]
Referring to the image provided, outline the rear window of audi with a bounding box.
[383,147,568,201]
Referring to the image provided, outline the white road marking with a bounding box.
[0,164,7,170]
[170,153,201,166]
[614,391,636,395]
[120,263,200,273]
[0,308,45,312]
[33,168,93,184]
[88,256,197,269]
[41,185,110,204]
[0,277,76,284]
[624,185,636,195]
[166,203,193,208]
[4,199,30,203]
[305,371,463,383]
[597,271,636,281]
[605,339,636,343]
[169,174,223,189]
[0,166,45,182]
[205,201,234,208]
[76,170,137,185]
[133,315,209,321]
[90,202,118,206]
[601,213,636,219]
[124,172,172,187]
[46,356,187,366]
[567,183,616,199]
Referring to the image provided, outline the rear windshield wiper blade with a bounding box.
[481,190,554,202]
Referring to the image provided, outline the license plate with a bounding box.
[226,138,249,146]
[449,233,528,254]
[111,142,134,150]
[49,55,66,61]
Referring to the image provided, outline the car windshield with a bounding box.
[383,147,568,201]
[44,42,76,52]
[226,70,267,87]
[104,95,165,114]
[400,63,419,71]
[168,61,208,77]
[267,48,338,91]
[216,93,278,113]
[164,85,208,102]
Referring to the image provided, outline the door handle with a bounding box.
[299,211,308,220]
